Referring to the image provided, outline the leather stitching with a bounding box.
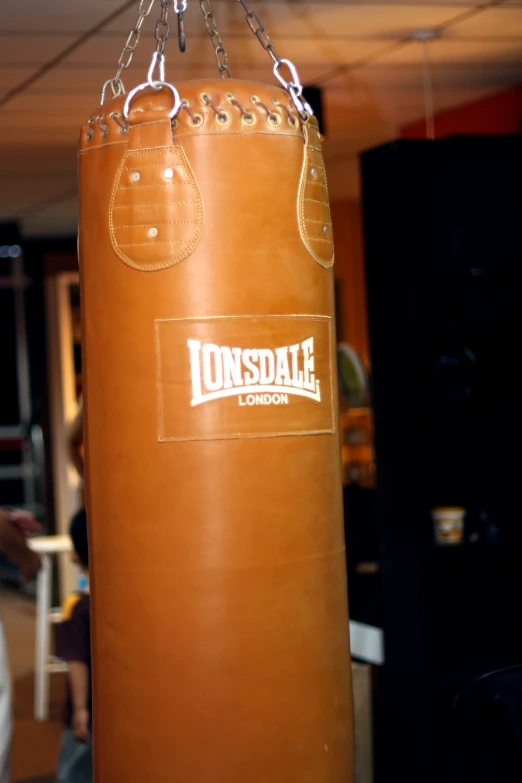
[118,240,189,246]
[112,201,194,208]
[115,221,198,228]
[109,144,203,271]
[298,131,334,269]
[117,183,192,190]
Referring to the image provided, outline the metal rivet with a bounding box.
[148,227,158,237]
[131,172,140,182]
[324,226,329,236]
[164,167,174,179]
[311,168,317,178]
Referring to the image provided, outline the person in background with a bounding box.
[0,508,41,783]
[56,509,92,783]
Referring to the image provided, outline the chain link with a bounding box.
[235,0,312,119]
[154,0,174,57]
[235,0,282,66]
[199,0,231,79]
[111,0,157,95]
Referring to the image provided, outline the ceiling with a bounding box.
[0,0,521,237]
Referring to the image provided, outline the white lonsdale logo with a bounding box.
[187,338,321,407]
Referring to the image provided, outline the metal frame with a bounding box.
[0,252,41,513]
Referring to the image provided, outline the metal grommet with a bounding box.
[171,118,178,132]
[250,95,260,105]
[201,92,212,104]
[225,92,235,104]
[216,111,231,126]
[268,113,281,127]
[96,114,110,138]
[189,113,204,127]
[288,115,298,128]
[241,112,256,126]
[110,112,130,135]
[86,120,95,142]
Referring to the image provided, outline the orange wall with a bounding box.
[402,84,522,139]
[331,200,370,370]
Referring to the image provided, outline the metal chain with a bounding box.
[154,0,174,57]
[106,0,157,100]
[235,0,282,66]
[234,0,313,119]
[199,0,232,79]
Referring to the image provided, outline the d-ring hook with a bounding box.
[123,81,182,121]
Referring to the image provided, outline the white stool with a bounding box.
[29,535,73,721]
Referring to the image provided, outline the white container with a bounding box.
[432,507,466,545]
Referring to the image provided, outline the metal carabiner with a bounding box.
[177,10,186,52]
[147,52,166,89]
[175,0,188,53]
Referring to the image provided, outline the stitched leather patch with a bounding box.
[298,124,334,269]
[110,145,203,271]
[155,315,335,442]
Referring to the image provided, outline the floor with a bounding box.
[1,587,65,783]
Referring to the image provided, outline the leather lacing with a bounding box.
[85,93,299,141]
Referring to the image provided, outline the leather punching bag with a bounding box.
[79,2,354,780]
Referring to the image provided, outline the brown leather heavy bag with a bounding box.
[79,66,354,782]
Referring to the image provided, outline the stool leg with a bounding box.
[34,554,52,721]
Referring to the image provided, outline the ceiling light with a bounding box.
[411,29,439,42]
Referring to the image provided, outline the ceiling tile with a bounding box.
[0,0,127,34]
[103,1,477,39]
[367,37,522,65]
[21,195,79,238]
[63,30,380,69]
[0,170,76,214]
[0,68,39,93]
[0,35,77,66]
[446,6,522,36]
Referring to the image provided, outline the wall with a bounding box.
[331,200,370,370]
[401,84,522,139]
